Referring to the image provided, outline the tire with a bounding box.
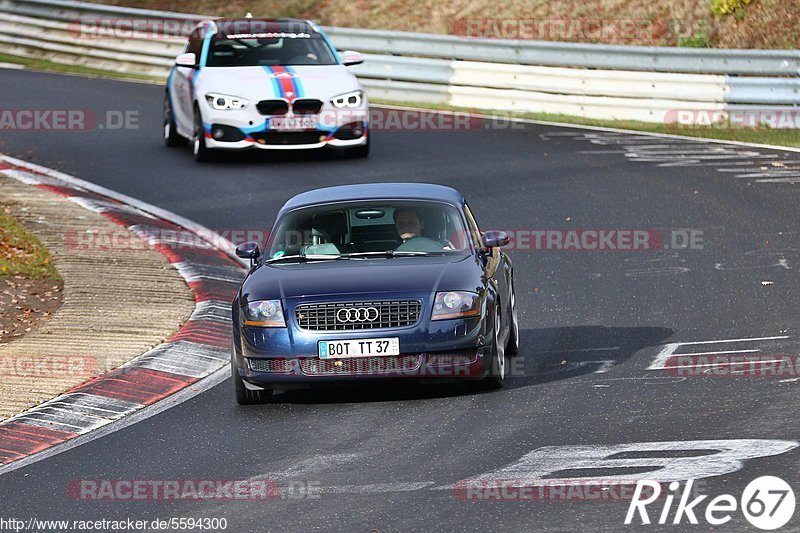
[163,92,184,148]
[482,305,506,390]
[505,278,519,356]
[347,135,370,158]
[192,106,213,162]
[232,340,272,405]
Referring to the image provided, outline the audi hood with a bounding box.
[240,255,483,302]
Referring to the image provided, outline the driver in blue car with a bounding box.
[394,207,456,251]
[394,207,424,242]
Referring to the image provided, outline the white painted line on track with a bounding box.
[444,440,800,486]
[677,349,761,357]
[648,336,791,370]
[250,454,363,482]
[538,346,620,354]
[669,359,787,370]
[319,482,435,495]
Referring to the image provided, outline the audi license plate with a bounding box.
[318,338,400,359]
[270,117,317,130]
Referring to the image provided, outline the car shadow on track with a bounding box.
[196,148,362,166]
[504,325,675,390]
[264,325,674,405]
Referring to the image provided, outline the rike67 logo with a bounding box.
[626,476,795,530]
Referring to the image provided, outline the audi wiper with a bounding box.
[265,254,351,264]
[340,251,432,258]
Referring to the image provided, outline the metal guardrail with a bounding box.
[0,0,797,124]
[327,27,800,77]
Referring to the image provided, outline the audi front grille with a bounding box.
[295,300,422,331]
[248,358,293,373]
[300,355,421,375]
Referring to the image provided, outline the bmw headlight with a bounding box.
[244,299,286,328]
[205,93,249,111]
[431,291,481,320]
[330,90,363,109]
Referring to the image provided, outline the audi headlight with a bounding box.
[431,291,481,320]
[244,299,286,328]
[205,93,249,111]
[331,90,363,109]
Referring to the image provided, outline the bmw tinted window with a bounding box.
[206,35,338,67]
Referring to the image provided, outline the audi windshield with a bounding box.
[266,202,473,260]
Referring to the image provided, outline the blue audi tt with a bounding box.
[231,183,518,403]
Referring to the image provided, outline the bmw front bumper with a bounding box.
[201,98,369,151]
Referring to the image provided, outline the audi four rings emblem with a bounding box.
[336,307,379,323]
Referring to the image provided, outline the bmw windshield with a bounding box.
[206,33,338,67]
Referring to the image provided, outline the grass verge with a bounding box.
[0,52,160,83]
[0,204,61,281]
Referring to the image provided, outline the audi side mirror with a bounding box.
[481,230,510,249]
[236,241,261,262]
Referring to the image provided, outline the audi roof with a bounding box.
[279,183,465,214]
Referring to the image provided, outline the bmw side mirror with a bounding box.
[236,241,261,264]
[176,52,197,68]
[481,230,510,249]
[341,50,364,66]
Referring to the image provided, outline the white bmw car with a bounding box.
[164,18,369,162]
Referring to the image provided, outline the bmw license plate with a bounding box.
[270,117,317,130]
[318,338,400,359]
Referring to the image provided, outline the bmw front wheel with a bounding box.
[163,92,183,148]
[193,106,213,163]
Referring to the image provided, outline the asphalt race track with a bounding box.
[1,69,799,531]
